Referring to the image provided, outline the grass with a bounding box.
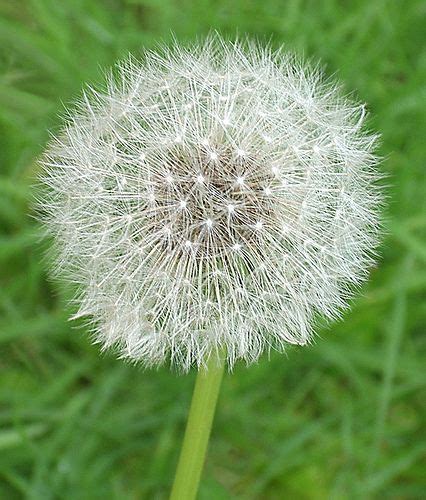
[0,0,425,498]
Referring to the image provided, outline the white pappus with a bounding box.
[38,35,382,371]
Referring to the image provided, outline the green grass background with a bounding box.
[0,0,425,498]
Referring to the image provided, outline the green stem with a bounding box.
[170,352,225,500]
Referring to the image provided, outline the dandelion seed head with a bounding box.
[38,35,382,371]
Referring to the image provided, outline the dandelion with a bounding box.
[37,34,382,499]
